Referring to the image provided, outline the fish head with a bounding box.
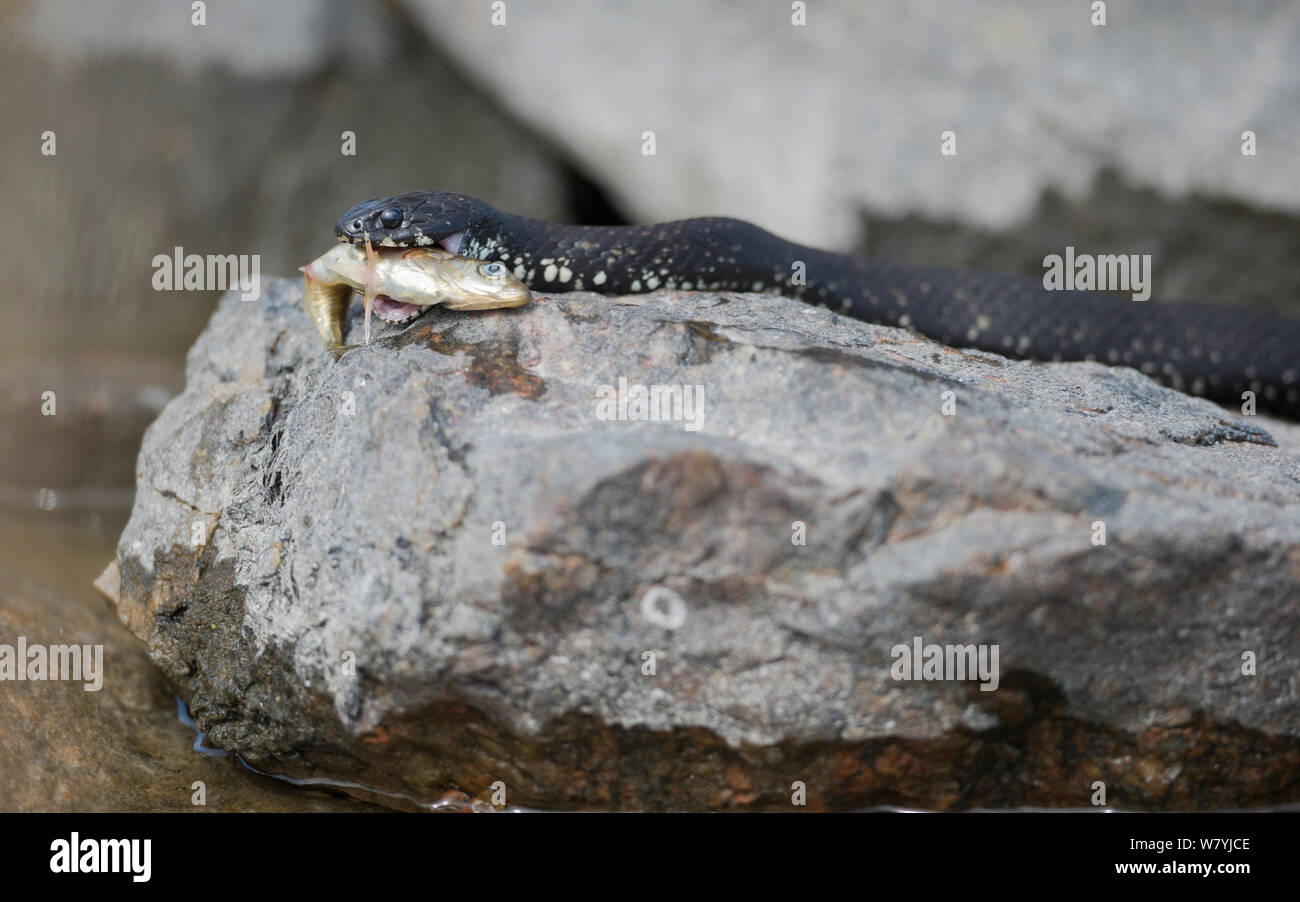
[389,248,531,311]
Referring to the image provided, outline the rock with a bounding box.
[104,277,1300,810]
[407,0,1300,247]
[0,352,381,813]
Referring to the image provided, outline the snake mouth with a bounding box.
[360,229,464,254]
[373,296,424,324]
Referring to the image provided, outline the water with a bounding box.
[0,351,383,812]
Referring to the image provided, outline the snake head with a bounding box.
[335,191,494,253]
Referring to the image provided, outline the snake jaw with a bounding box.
[335,192,488,251]
[438,230,464,255]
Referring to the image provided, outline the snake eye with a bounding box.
[379,207,403,228]
[478,262,509,279]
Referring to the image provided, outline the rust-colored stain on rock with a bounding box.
[412,326,546,400]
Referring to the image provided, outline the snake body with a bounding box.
[336,192,1300,418]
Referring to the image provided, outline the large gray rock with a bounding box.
[408,0,1300,245]
[105,278,1300,810]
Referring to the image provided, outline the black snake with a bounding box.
[335,191,1300,419]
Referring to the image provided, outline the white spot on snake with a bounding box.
[631,280,642,291]
[592,271,607,286]
[543,264,557,282]
[558,266,572,283]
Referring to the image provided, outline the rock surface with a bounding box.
[104,278,1300,810]
[409,0,1300,248]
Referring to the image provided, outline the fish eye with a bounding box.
[478,262,508,279]
[379,207,403,228]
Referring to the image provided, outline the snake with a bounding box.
[332,191,1300,419]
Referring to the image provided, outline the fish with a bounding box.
[300,237,530,352]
